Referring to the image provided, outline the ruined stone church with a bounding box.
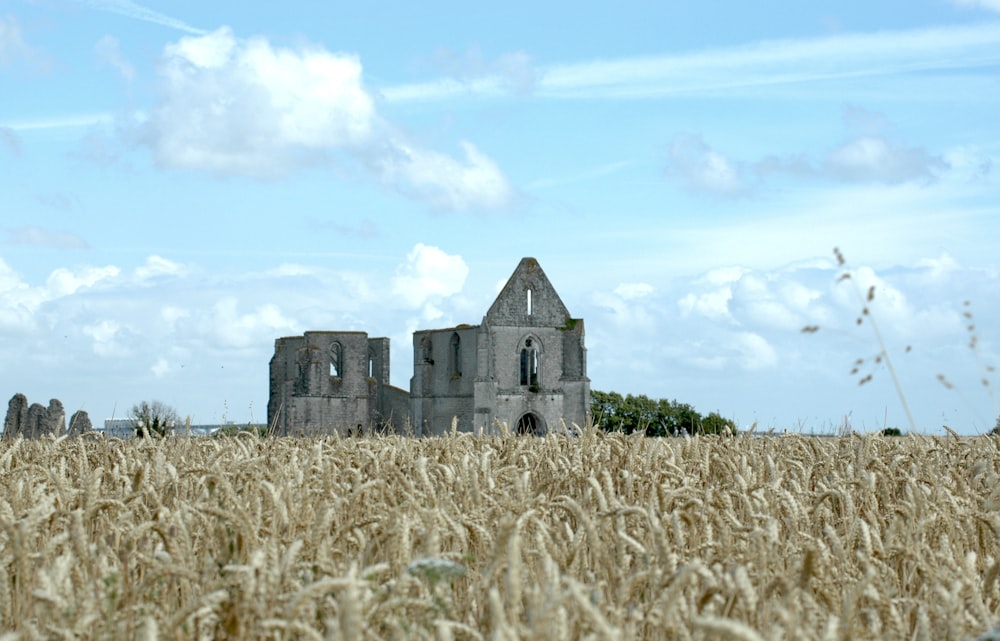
[267,258,590,436]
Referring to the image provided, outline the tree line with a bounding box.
[590,390,737,436]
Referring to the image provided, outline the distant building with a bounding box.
[268,258,590,436]
[100,418,135,439]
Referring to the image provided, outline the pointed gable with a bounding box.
[484,257,572,326]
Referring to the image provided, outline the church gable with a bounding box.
[484,257,572,326]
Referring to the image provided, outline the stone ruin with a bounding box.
[2,393,93,439]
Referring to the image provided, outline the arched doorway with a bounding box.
[516,412,545,436]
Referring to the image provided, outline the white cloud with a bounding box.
[383,22,1000,101]
[265,264,318,278]
[149,347,191,378]
[83,319,131,357]
[147,27,375,177]
[0,259,34,331]
[95,35,135,82]
[614,282,654,300]
[377,141,514,211]
[825,136,947,184]
[592,286,658,332]
[668,109,950,196]
[46,265,120,298]
[701,266,750,286]
[205,297,298,349]
[144,28,513,211]
[77,0,207,35]
[135,255,187,281]
[915,253,960,285]
[151,357,170,377]
[734,332,779,370]
[678,288,733,321]
[391,244,468,309]
[666,134,747,197]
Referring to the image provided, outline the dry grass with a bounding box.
[0,431,998,640]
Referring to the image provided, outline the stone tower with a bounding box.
[410,257,590,435]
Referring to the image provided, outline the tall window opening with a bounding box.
[368,349,375,378]
[527,288,532,315]
[329,342,343,377]
[449,333,462,377]
[520,338,539,388]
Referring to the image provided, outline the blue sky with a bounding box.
[1,0,998,433]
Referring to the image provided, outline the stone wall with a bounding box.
[2,394,92,439]
[268,331,408,436]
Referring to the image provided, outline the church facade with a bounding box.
[267,258,590,436]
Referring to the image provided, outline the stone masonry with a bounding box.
[2,394,91,439]
[268,258,591,436]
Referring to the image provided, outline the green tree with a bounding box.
[591,390,719,436]
[699,412,738,436]
[129,400,179,438]
[991,416,1000,436]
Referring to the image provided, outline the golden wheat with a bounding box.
[0,431,997,640]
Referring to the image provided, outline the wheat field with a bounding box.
[0,431,998,640]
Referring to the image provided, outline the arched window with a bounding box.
[526,288,533,316]
[449,332,461,377]
[329,342,342,377]
[520,338,539,388]
[421,335,433,364]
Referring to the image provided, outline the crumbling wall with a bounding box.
[2,394,91,439]
[68,410,93,437]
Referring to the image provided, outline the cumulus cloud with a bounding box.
[825,136,947,184]
[160,305,190,327]
[665,134,747,197]
[151,357,170,377]
[391,244,468,309]
[915,253,960,285]
[134,255,187,281]
[0,259,121,334]
[376,141,514,211]
[614,282,655,300]
[206,297,298,349]
[0,258,33,331]
[666,108,949,196]
[142,27,513,211]
[95,35,135,81]
[46,265,120,298]
[733,332,779,370]
[593,284,659,332]
[731,274,826,332]
[5,226,88,249]
[678,288,733,321]
[145,27,374,177]
[83,319,131,357]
